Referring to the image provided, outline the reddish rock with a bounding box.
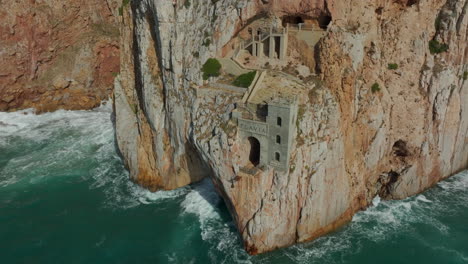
[0,0,120,112]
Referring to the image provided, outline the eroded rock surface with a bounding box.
[0,0,120,112]
[115,0,467,254]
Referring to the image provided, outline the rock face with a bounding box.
[0,0,120,112]
[115,0,468,254]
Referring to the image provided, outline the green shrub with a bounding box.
[429,39,449,54]
[122,0,130,7]
[388,63,398,70]
[202,58,221,80]
[184,0,190,8]
[202,38,211,47]
[371,83,380,93]
[232,71,256,88]
[118,6,123,16]
[463,71,468,81]
[193,52,199,58]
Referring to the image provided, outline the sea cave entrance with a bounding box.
[248,136,261,166]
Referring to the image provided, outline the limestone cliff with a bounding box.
[114,0,467,254]
[0,0,120,112]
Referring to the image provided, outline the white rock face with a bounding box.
[114,0,468,254]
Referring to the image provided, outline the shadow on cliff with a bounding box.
[190,177,239,233]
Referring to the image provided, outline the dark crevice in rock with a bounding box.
[406,0,419,6]
[185,141,210,182]
[393,140,410,157]
[378,170,401,198]
[131,0,169,130]
[131,2,146,118]
[314,42,323,74]
[146,0,169,116]
[295,207,304,242]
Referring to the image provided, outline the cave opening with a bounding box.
[318,13,332,29]
[282,15,305,27]
[407,0,418,6]
[248,137,261,166]
[393,140,410,157]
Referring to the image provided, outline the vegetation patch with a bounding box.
[388,63,398,70]
[371,83,381,93]
[202,38,211,47]
[119,0,131,16]
[463,71,467,81]
[232,71,256,88]
[429,39,449,54]
[201,58,222,80]
[184,0,191,8]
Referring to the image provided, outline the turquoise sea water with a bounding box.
[0,104,467,264]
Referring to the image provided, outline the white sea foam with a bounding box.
[180,179,221,240]
[416,194,432,203]
[180,179,253,264]
[277,171,468,264]
[2,102,467,263]
[371,195,381,206]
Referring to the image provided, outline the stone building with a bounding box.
[233,97,298,172]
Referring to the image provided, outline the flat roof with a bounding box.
[248,71,303,105]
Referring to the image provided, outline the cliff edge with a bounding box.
[115,0,467,254]
[0,0,120,112]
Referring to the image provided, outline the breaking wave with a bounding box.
[0,103,187,208]
[179,171,468,264]
[180,179,252,264]
[1,102,467,264]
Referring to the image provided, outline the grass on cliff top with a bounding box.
[202,58,221,80]
[232,71,256,88]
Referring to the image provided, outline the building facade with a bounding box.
[234,98,298,172]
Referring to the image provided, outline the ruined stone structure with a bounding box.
[233,97,298,171]
[241,26,289,60]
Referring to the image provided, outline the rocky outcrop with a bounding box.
[115,0,467,254]
[0,0,120,112]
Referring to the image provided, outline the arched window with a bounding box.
[277,117,282,127]
[276,135,281,144]
[275,152,280,162]
[247,137,261,166]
